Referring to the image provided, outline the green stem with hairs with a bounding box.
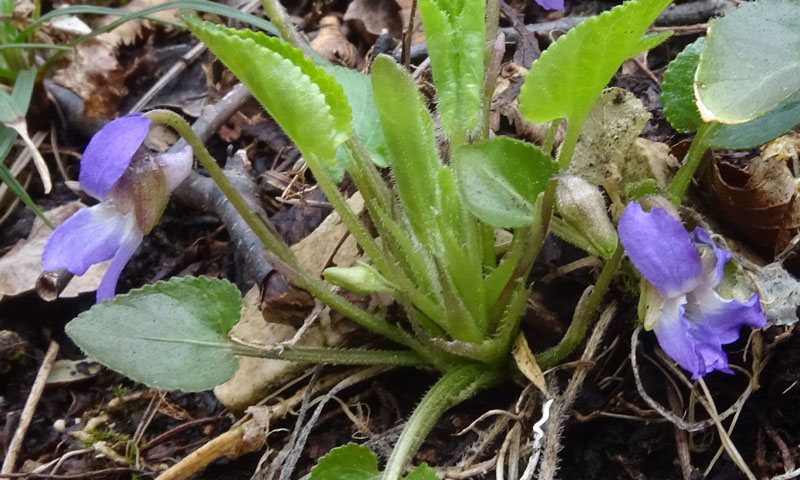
[145,110,422,355]
[556,117,582,170]
[381,364,500,480]
[232,343,425,367]
[535,241,623,370]
[667,122,720,205]
[259,0,309,55]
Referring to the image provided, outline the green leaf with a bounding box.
[518,0,671,125]
[695,0,800,124]
[325,66,389,168]
[65,276,242,392]
[309,444,439,480]
[0,69,51,227]
[661,37,800,149]
[709,90,800,149]
[454,137,557,228]
[371,55,441,246]
[183,14,351,166]
[418,0,485,142]
[661,38,704,134]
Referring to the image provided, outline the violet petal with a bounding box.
[536,0,564,10]
[652,296,705,376]
[687,287,766,344]
[79,114,151,199]
[42,204,137,276]
[95,227,143,302]
[691,227,731,288]
[619,203,703,298]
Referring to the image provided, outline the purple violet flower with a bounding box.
[536,0,564,10]
[42,113,192,302]
[618,201,766,379]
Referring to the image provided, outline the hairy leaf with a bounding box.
[518,0,671,125]
[418,0,484,142]
[661,38,704,133]
[325,65,389,168]
[662,37,800,149]
[455,137,557,228]
[66,276,242,392]
[371,55,441,246]
[184,14,351,166]
[309,444,439,480]
[695,0,800,124]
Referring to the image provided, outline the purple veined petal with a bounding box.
[153,146,193,192]
[42,204,139,276]
[80,114,151,199]
[652,295,706,376]
[685,325,733,378]
[691,227,731,288]
[618,202,703,298]
[96,227,143,302]
[686,286,766,345]
[536,0,564,10]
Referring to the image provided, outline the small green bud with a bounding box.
[323,264,397,296]
[554,175,618,258]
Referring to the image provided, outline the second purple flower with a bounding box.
[618,201,766,379]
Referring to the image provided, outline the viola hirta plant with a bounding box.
[618,201,766,378]
[52,0,794,478]
[42,114,193,302]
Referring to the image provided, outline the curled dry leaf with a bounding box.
[51,0,177,117]
[702,134,800,258]
[344,0,403,43]
[311,16,359,68]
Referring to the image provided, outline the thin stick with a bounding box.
[2,341,60,474]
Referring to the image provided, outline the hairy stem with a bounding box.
[667,122,720,205]
[259,0,310,55]
[145,110,417,351]
[381,364,500,480]
[535,242,623,370]
[232,343,425,367]
[556,117,582,170]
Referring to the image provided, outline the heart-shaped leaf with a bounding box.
[455,137,557,228]
[695,0,800,124]
[518,0,671,125]
[309,444,439,480]
[662,37,800,149]
[183,14,351,166]
[66,276,242,392]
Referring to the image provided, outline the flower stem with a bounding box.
[232,343,425,367]
[381,363,500,480]
[145,110,418,352]
[259,0,310,55]
[535,241,623,370]
[667,122,720,205]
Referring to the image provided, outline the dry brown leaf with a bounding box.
[96,0,179,47]
[51,0,176,117]
[311,16,359,68]
[344,0,403,43]
[292,192,365,279]
[703,143,800,256]
[52,40,128,118]
[0,202,108,301]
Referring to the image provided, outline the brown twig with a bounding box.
[1,341,60,474]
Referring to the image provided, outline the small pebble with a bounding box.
[53,419,66,432]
